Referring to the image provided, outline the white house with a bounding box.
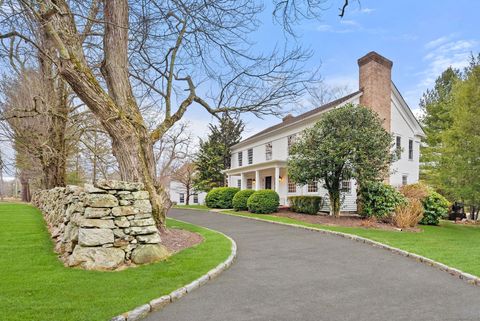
[169,180,207,205]
[224,52,425,212]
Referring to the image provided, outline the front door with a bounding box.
[265,176,272,189]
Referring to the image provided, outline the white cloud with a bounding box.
[340,19,359,26]
[405,36,479,110]
[424,36,451,49]
[420,38,478,88]
[359,8,375,14]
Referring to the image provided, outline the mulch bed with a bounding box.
[274,210,420,232]
[160,228,204,253]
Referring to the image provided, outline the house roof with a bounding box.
[232,90,362,148]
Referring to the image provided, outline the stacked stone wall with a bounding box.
[32,180,168,270]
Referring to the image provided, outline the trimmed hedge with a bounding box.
[288,196,322,214]
[205,187,240,209]
[247,189,279,214]
[360,181,406,219]
[232,190,255,211]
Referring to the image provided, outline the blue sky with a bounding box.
[184,0,480,140]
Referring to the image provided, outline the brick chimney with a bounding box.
[358,52,393,132]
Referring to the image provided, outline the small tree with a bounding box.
[288,104,392,217]
[438,56,480,214]
[194,114,244,191]
[171,162,198,205]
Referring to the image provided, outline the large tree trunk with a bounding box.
[328,191,341,218]
[111,124,170,228]
[40,0,171,229]
[20,172,31,202]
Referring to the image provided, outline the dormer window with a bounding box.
[248,148,253,164]
[238,151,243,166]
[265,142,272,160]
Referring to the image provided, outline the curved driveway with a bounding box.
[146,209,479,321]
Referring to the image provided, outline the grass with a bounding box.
[173,204,209,210]
[221,210,480,277]
[0,203,232,321]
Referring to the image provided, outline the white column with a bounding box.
[240,173,246,190]
[274,166,280,193]
[255,170,260,190]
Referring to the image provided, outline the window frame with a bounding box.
[265,142,272,161]
[341,180,351,194]
[396,136,402,160]
[402,175,408,186]
[247,148,253,164]
[193,194,199,204]
[287,134,297,153]
[307,181,318,193]
[238,151,243,166]
[287,178,296,193]
[179,193,185,204]
[237,179,241,188]
[408,139,414,161]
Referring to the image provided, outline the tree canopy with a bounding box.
[435,56,480,208]
[288,103,392,216]
[194,114,244,191]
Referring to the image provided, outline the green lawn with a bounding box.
[0,203,232,321]
[173,204,209,210]
[221,210,480,277]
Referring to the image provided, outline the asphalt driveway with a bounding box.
[145,209,479,321]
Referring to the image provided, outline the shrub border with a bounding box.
[218,210,480,287]
[109,220,237,321]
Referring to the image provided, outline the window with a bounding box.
[237,179,241,188]
[248,148,253,164]
[179,193,185,203]
[238,152,243,166]
[402,175,408,186]
[396,136,402,159]
[288,179,296,193]
[341,180,351,193]
[307,181,318,193]
[193,194,199,204]
[246,178,253,189]
[287,134,297,153]
[265,142,272,160]
[408,139,414,160]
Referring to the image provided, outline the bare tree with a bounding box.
[0,70,71,189]
[0,0,318,229]
[307,81,351,107]
[273,0,351,34]
[171,162,197,206]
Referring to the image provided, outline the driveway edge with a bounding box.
[109,221,237,321]
[218,210,480,287]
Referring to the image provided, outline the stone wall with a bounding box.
[32,180,168,270]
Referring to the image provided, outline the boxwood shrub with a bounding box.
[232,189,256,211]
[420,191,450,225]
[247,189,279,214]
[360,181,406,219]
[205,187,240,209]
[288,196,323,214]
